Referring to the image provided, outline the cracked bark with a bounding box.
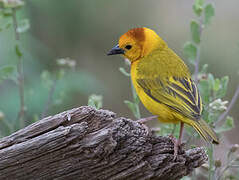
[0,106,208,180]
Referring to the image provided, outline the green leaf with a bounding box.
[0,66,16,83]
[198,79,210,103]
[88,94,103,109]
[183,42,197,62]
[2,0,24,9]
[208,112,218,123]
[16,19,30,33]
[208,73,215,91]
[191,20,201,44]
[215,116,234,133]
[193,0,204,16]
[2,8,12,16]
[204,3,215,25]
[15,44,23,58]
[213,78,220,92]
[129,83,141,119]
[119,67,130,77]
[216,76,229,98]
[135,95,140,104]
[131,84,138,101]
[195,0,204,7]
[0,66,15,77]
[200,64,208,73]
[193,5,203,16]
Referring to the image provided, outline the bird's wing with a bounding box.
[137,76,202,120]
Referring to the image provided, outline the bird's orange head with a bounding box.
[107,27,166,62]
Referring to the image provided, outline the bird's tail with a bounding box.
[191,119,219,144]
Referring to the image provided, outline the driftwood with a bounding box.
[0,106,207,180]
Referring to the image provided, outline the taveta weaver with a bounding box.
[107,27,219,159]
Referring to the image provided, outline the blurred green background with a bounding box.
[0,0,238,143]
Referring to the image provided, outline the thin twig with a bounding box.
[228,165,239,168]
[12,8,20,40]
[12,8,25,128]
[194,45,201,84]
[41,78,57,119]
[216,84,239,125]
[194,18,204,84]
[208,144,214,180]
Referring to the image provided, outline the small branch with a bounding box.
[12,8,25,128]
[216,84,239,124]
[41,78,57,119]
[194,45,201,84]
[12,8,20,41]
[16,56,25,127]
[208,144,214,180]
[194,18,204,84]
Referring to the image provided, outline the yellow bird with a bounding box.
[108,27,219,158]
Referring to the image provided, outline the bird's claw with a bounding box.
[168,135,183,161]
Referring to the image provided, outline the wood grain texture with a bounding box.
[0,106,207,180]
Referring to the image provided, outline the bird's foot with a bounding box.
[136,115,158,123]
[168,135,184,161]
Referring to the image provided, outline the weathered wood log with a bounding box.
[0,106,207,180]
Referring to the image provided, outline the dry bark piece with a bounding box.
[0,106,208,180]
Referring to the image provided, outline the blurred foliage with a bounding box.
[0,0,238,179]
[88,94,103,110]
[0,65,16,83]
[0,1,103,135]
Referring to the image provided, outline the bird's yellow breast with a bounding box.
[131,61,180,123]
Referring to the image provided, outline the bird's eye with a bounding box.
[125,45,132,50]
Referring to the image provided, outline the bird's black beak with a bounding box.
[107,44,124,56]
